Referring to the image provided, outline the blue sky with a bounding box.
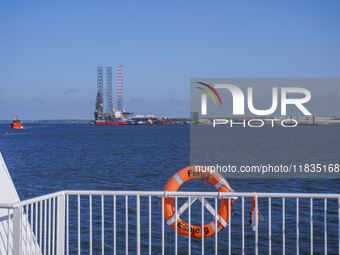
[0,0,339,119]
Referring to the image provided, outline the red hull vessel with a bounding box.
[95,121,127,125]
[107,121,127,125]
[11,117,24,129]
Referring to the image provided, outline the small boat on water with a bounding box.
[11,116,24,129]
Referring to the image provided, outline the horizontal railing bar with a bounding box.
[0,203,16,208]
[0,190,65,208]
[64,190,340,199]
[0,190,339,209]
[13,191,66,208]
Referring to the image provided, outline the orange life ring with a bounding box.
[163,166,234,239]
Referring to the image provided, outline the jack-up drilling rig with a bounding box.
[94,65,133,125]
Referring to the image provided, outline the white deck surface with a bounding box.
[0,152,40,254]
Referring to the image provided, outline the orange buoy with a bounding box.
[163,166,234,239]
[5,132,8,136]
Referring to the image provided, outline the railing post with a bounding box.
[13,207,22,255]
[56,195,65,255]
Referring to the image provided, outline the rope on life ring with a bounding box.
[163,166,235,239]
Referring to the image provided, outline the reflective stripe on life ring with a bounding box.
[163,166,234,239]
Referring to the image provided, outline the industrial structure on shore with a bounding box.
[94,66,133,125]
[93,66,189,125]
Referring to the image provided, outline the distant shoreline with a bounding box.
[0,120,92,124]
[0,118,190,124]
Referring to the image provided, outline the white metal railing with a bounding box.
[0,191,339,254]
